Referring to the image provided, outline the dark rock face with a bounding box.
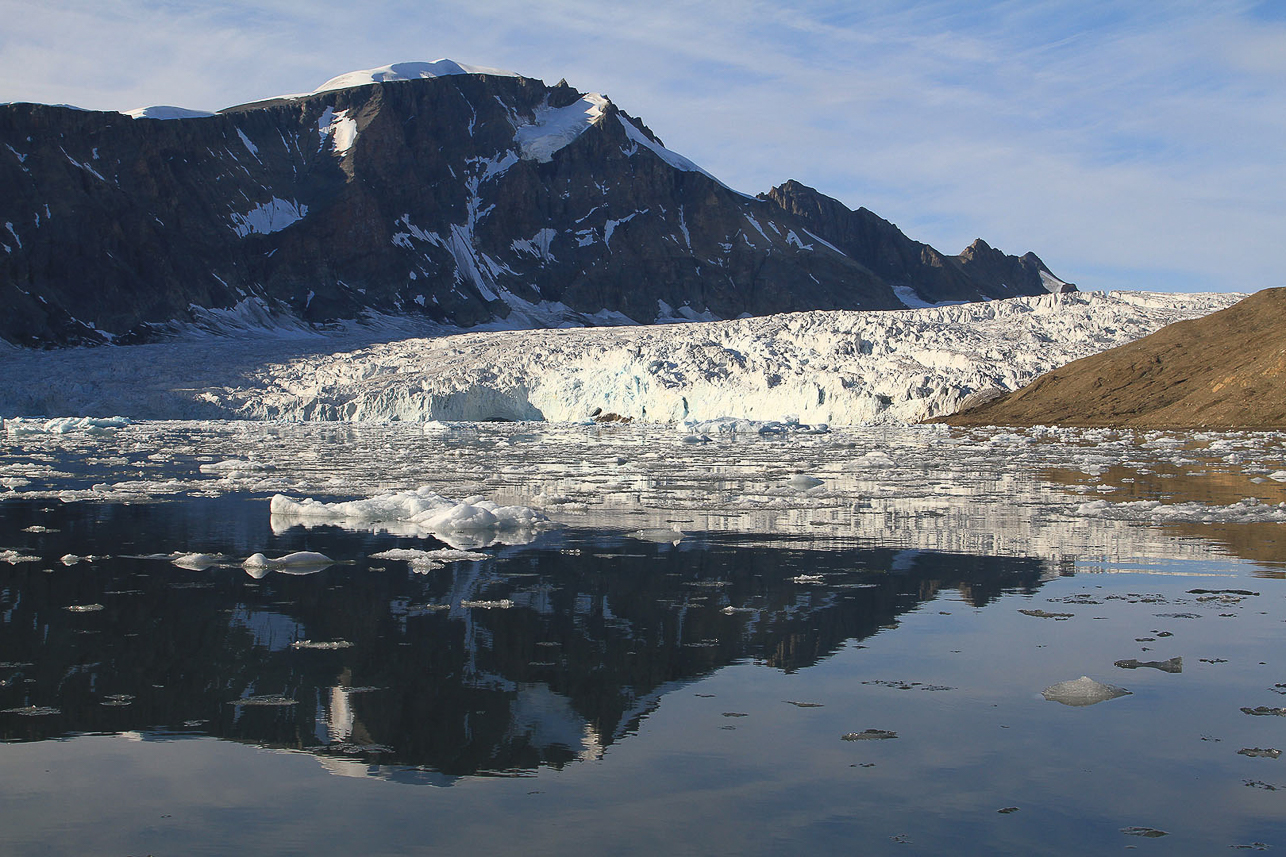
[0,73,1066,346]
[760,180,1072,304]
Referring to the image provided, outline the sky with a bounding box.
[2,0,1283,294]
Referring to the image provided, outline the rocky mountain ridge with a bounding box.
[0,63,1070,346]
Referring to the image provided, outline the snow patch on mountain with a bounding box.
[1040,270,1070,293]
[312,60,519,94]
[515,95,608,163]
[230,198,308,238]
[318,107,357,155]
[618,115,714,180]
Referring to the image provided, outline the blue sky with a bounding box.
[3,0,1282,293]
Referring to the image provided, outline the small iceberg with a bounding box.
[242,550,334,578]
[171,552,219,571]
[1042,676,1131,707]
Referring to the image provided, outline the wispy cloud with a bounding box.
[1,0,1281,292]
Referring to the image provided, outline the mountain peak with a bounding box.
[311,60,520,95]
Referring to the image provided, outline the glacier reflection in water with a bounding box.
[0,421,1284,854]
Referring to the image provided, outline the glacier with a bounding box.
[0,290,1240,424]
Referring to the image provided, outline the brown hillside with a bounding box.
[940,288,1286,429]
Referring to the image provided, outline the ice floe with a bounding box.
[242,550,335,577]
[270,488,551,543]
[1041,676,1131,706]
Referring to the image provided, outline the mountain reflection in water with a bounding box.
[0,496,1050,781]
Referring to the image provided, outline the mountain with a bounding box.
[760,181,1071,306]
[0,60,1070,347]
[940,288,1286,429]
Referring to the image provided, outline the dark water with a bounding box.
[1,496,1284,855]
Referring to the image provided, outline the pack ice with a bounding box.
[0,290,1239,424]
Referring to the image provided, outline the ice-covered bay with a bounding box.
[0,290,1238,423]
[4,417,1284,570]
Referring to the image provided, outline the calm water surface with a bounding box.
[1,421,1284,855]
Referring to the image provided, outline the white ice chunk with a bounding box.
[242,550,334,577]
[172,553,219,571]
[269,488,551,537]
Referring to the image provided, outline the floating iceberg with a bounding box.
[1041,676,1131,707]
[242,550,335,577]
[269,488,551,544]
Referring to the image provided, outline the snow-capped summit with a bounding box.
[124,105,217,120]
[311,59,519,94]
[0,61,1070,346]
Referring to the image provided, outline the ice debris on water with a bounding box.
[1238,748,1281,759]
[289,640,354,650]
[229,695,298,707]
[2,705,61,716]
[369,548,488,567]
[269,488,550,535]
[460,599,514,609]
[171,552,219,571]
[4,416,130,436]
[1120,827,1168,838]
[198,459,275,474]
[1114,657,1183,673]
[842,729,898,741]
[1241,706,1286,717]
[1019,609,1074,620]
[242,551,334,577]
[683,418,828,436]
[0,550,40,564]
[1041,676,1131,707]
[631,528,685,544]
[64,603,104,613]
